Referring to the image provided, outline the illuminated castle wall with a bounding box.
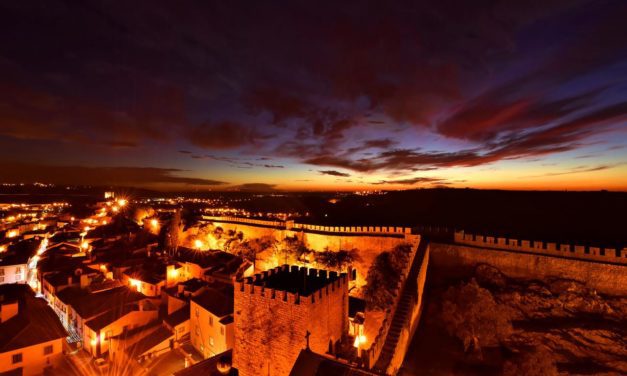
[202,215,419,288]
[428,232,627,295]
[454,231,627,265]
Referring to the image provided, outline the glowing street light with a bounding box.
[117,198,127,207]
[194,239,204,249]
[150,219,159,228]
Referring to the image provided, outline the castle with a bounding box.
[233,265,348,376]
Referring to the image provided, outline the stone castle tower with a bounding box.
[233,265,348,376]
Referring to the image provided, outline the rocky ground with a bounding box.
[400,264,627,375]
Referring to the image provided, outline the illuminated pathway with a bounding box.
[28,237,48,296]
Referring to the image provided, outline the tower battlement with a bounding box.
[238,265,348,305]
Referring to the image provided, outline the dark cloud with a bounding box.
[188,121,265,150]
[372,177,445,185]
[525,164,619,178]
[263,164,284,168]
[318,170,351,177]
[0,162,226,186]
[306,101,627,173]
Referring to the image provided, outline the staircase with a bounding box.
[373,240,427,373]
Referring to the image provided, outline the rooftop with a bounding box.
[191,286,234,318]
[173,350,235,376]
[125,325,173,358]
[175,248,246,272]
[85,300,157,331]
[164,306,189,327]
[0,285,68,353]
[289,350,378,376]
[56,285,145,319]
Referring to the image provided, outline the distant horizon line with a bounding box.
[0,183,626,195]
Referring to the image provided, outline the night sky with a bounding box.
[0,1,626,191]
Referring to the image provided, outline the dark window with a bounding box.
[44,345,53,355]
[12,353,22,364]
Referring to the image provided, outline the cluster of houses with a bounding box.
[0,198,257,375]
[0,197,373,376]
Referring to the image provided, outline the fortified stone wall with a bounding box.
[454,231,627,265]
[202,216,417,287]
[233,266,348,376]
[209,221,281,240]
[202,215,413,253]
[431,242,627,295]
[201,215,411,237]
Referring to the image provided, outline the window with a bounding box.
[209,316,213,326]
[15,267,22,274]
[12,353,22,364]
[0,268,4,275]
[44,345,53,355]
[220,326,224,336]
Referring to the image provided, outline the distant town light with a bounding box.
[117,198,127,207]
[7,230,18,238]
[194,239,204,249]
[150,219,159,228]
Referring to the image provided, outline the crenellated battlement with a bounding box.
[202,215,411,236]
[237,264,348,305]
[454,231,627,265]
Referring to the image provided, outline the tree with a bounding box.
[277,236,310,265]
[503,348,558,376]
[441,279,512,354]
[363,252,399,310]
[213,226,224,240]
[234,236,276,269]
[363,244,413,311]
[165,209,182,255]
[223,231,244,253]
[389,243,412,272]
[316,248,360,273]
